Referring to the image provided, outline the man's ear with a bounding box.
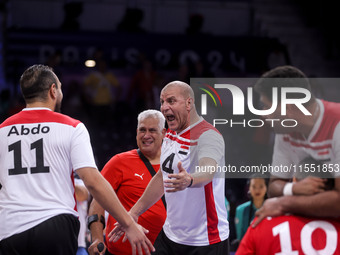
[186,97,193,111]
[49,83,57,99]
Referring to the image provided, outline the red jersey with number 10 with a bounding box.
[237,215,340,255]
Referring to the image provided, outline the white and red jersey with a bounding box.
[0,107,97,241]
[236,215,340,255]
[161,117,229,246]
[272,99,340,178]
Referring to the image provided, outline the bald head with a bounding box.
[162,81,194,101]
[160,80,200,133]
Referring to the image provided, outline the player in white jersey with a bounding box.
[110,81,230,255]
[0,65,154,255]
[251,65,340,227]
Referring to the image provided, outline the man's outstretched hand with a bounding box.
[164,162,192,192]
[108,217,154,255]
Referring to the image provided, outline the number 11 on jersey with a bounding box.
[8,138,50,175]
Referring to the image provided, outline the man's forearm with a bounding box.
[280,190,340,217]
[131,170,164,217]
[190,171,215,188]
[191,157,217,188]
[268,178,287,197]
[88,199,106,241]
[77,167,134,228]
[75,185,89,201]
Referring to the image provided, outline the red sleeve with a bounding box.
[101,154,123,191]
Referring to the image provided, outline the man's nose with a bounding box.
[144,130,152,137]
[161,102,169,112]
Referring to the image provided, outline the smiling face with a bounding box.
[160,84,191,133]
[136,117,165,158]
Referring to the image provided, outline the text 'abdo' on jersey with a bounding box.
[7,124,50,136]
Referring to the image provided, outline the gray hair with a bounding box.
[137,109,165,131]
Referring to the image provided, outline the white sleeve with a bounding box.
[71,123,98,171]
[198,129,225,164]
[271,134,294,178]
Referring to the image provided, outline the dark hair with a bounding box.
[254,65,315,105]
[246,172,270,186]
[20,64,57,103]
[261,65,307,79]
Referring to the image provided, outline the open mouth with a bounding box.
[166,115,175,122]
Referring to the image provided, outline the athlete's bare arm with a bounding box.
[108,169,164,243]
[74,184,89,202]
[130,169,165,218]
[268,176,326,197]
[253,178,340,227]
[76,167,155,255]
[87,199,106,255]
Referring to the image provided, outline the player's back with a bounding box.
[0,108,82,241]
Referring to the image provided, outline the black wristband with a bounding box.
[187,175,193,188]
[87,214,106,230]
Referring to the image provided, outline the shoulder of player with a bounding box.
[182,120,222,140]
[0,110,82,128]
[309,100,340,141]
[48,111,81,127]
[0,111,21,128]
[321,100,340,124]
[196,120,221,135]
[322,100,340,114]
